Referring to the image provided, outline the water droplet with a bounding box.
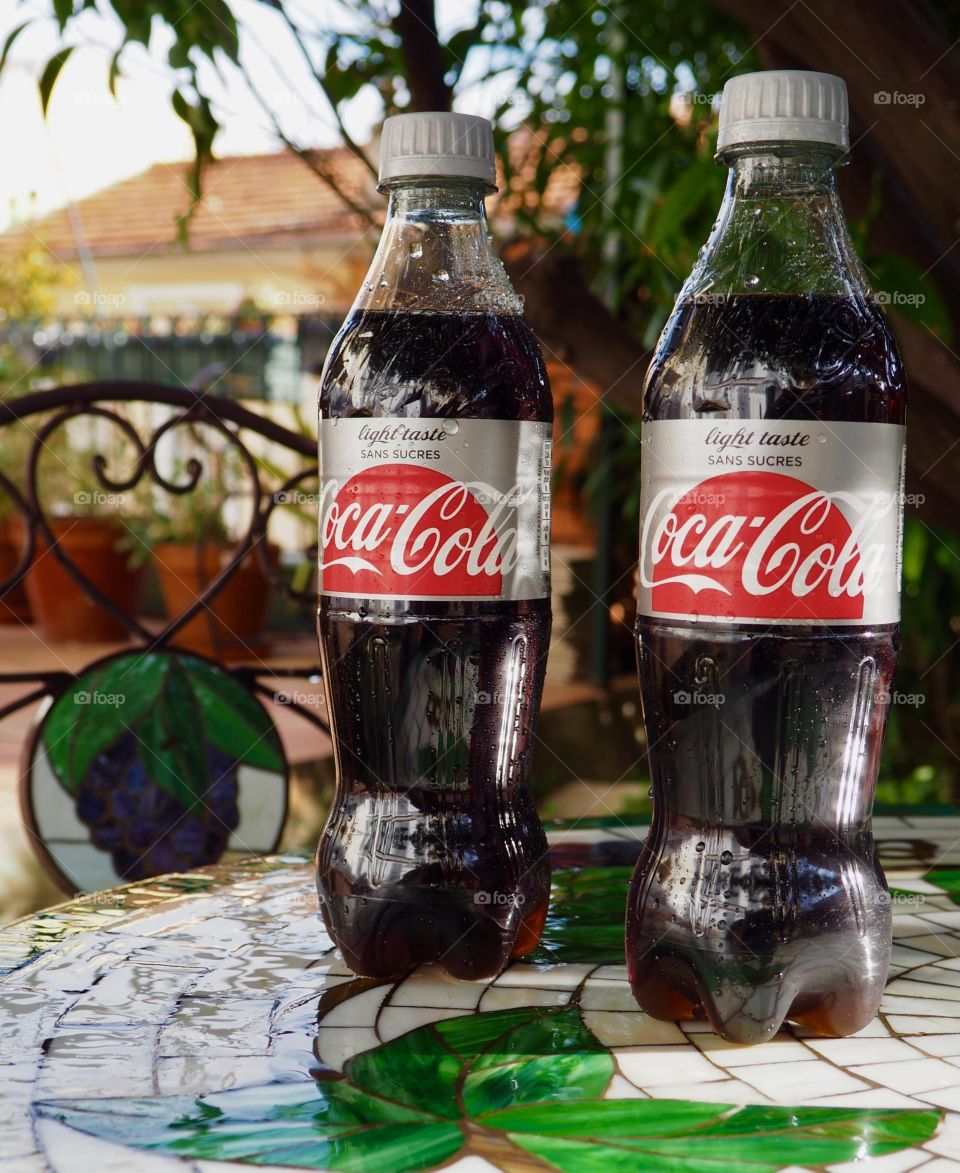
[816,433,827,444]
[443,418,460,435]
[647,786,654,798]
[720,850,733,865]
[652,897,659,909]
[378,277,388,288]
[745,274,760,287]
[695,841,706,853]
[409,242,423,259]
[750,206,762,217]
[433,269,450,283]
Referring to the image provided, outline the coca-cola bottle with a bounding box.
[627,71,906,1042]
[316,113,553,980]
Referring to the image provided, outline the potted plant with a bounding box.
[19,439,150,644]
[150,457,278,659]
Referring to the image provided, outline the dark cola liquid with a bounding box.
[317,310,552,980]
[629,294,906,1043]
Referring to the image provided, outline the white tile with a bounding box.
[807,1089,925,1111]
[645,1078,766,1104]
[895,936,960,960]
[909,1035,960,1057]
[691,1036,815,1067]
[389,969,485,1009]
[0,1157,46,1172]
[918,1161,960,1172]
[590,964,630,983]
[918,911,960,929]
[617,1046,725,1088]
[377,1006,471,1042]
[316,984,390,1028]
[913,1086,960,1110]
[892,914,943,937]
[603,1073,648,1099]
[314,1025,379,1071]
[891,945,949,968]
[851,1057,960,1094]
[887,978,960,1003]
[478,986,569,1012]
[495,963,593,989]
[739,1060,868,1101]
[583,1011,685,1047]
[805,1037,923,1064]
[889,1016,960,1035]
[581,979,642,1013]
[881,996,960,1017]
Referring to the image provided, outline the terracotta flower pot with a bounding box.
[153,541,278,658]
[0,518,32,623]
[23,517,143,642]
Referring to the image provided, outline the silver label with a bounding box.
[319,417,552,601]
[637,419,906,625]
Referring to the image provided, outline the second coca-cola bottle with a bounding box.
[316,113,553,979]
[627,72,906,1041]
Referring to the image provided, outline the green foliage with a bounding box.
[42,650,283,806]
[37,1003,938,1169]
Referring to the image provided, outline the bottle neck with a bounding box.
[684,145,870,301]
[352,178,521,315]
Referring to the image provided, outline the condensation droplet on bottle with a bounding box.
[409,242,423,259]
[652,897,659,909]
[720,850,733,865]
[433,269,450,283]
[816,433,827,444]
[745,274,760,287]
[647,785,654,798]
[443,418,460,435]
[695,841,706,853]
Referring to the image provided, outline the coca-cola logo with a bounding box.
[639,471,889,622]
[320,463,518,597]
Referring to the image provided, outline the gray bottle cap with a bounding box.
[378,112,496,189]
[717,70,849,153]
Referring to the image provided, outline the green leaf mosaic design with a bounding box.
[37,1004,940,1171]
[42,650,284,803]
[528,865,631,965]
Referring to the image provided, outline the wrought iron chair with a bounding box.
[0,382,326,894]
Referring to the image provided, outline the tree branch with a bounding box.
[392,0,452,112]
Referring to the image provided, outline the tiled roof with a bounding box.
[4,137,580,260]
[7,149,378,259]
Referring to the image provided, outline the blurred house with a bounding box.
[0,144,599,673]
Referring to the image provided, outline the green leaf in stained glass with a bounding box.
[187,656,284,773]
[33,1002,940,1172]
[41,654,170,796]
[498,1101,941,1170]
[463,1006,613,1115]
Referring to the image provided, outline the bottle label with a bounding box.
[319,417,552,600]
[637,419,906,625]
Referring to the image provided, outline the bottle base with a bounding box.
[318,887,550,982]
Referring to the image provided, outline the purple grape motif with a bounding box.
[75,732,241,880]
[37,650,286,885]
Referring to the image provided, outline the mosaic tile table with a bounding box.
[5,816,960,1172]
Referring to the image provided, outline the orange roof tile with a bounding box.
[3,137,580,260]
